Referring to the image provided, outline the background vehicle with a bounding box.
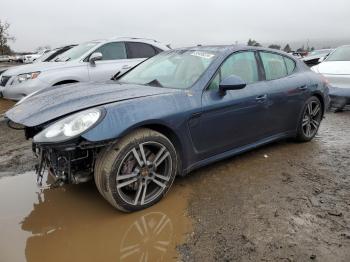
[34,45,77,63]
[290,51,308,58]
[23,50,50,63]
[1,37,170,101]
[312,45,350,110]
[302,49,333,67]
[0,55,12,62]
[6,45,329,212]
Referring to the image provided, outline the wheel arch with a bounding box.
[53,79,79,86]
[121,122,184,175]
[311,91,325,117]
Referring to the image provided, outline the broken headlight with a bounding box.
[34,108,104,143]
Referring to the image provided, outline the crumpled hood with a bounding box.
[314,61,350,75]
[2,61,73,76]
[6,81,178,127]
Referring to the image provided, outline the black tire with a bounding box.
[295,96,323,142]
[94,128,177,212]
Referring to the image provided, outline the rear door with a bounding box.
[258,51,309,134]
[87,42,131,82]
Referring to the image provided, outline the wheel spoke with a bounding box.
[139,144,148,166]
[307,103,312,115]
[312,104,320,116]
[153,172,170,182]
[153,147,170,168]
[141,182,148,205]
[306,124,311,137]
[134,182,143,205]
[153,147,165,165]
[311,119,319,129]
[151,177,167,189]
[117,173,138,181]
[132,148,144,167]
[302,116,309,127]
[117,178,138,189]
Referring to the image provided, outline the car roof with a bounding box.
[170,45,294,57]
[83,37,170,50]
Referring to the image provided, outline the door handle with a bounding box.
[298,85,308,90]
[255,94,267,102]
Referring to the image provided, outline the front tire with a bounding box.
[94,128,177,212]
[295,96,323,142]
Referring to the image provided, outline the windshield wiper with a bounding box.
[145,79,163,87]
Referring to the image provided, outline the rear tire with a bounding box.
[94,128,177,212]
[295,96,323,142]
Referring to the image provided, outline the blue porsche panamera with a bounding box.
[6,45,329,212]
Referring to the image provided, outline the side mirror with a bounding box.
[219,75,246,95]
[89,52,103,65]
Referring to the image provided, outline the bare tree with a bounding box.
[0,20,15,55]
[247,39,262,47]
[268,44,281,50]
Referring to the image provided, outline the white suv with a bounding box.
[1,37,170,100]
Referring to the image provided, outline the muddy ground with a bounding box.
[0,105,349,261]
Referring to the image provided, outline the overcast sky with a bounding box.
[1,0,349,52]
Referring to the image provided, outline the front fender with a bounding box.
[39,67,89,85]
[81,92,195,142]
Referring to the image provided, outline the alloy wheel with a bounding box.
[302,99,322,138]
[116,141,173,206]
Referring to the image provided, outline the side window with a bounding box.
[221,51,259,84]
[126,42,157,58]
[284,57,296,74]
[94,42,127,60]
[260,52,288,80]
[207,51,259,90]
[208,72,220,90]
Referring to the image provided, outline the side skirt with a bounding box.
[182,131,295,175]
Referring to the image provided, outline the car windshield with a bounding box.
[54,42,99,62]
[34,49,57,63]
[326,46,350,61]
[119,50,217,89]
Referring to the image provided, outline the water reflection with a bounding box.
[0,172,191,262]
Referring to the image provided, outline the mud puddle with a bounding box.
[0,98,15,115]
[0,172,192,262]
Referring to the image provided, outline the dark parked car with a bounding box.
[6,45,329,212]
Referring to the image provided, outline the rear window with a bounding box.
[260,52,288,80]
[126,42,157,59]
[284,57,296,74]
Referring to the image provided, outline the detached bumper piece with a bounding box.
[329,87,350,110]
[33,140,111,187]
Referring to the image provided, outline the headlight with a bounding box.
[12,71,40,85]
[34,108,103,143]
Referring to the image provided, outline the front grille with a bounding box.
[0,76,10,87]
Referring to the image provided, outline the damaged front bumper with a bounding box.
[33,139,112,187]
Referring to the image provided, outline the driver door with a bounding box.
[189,51,270,159]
